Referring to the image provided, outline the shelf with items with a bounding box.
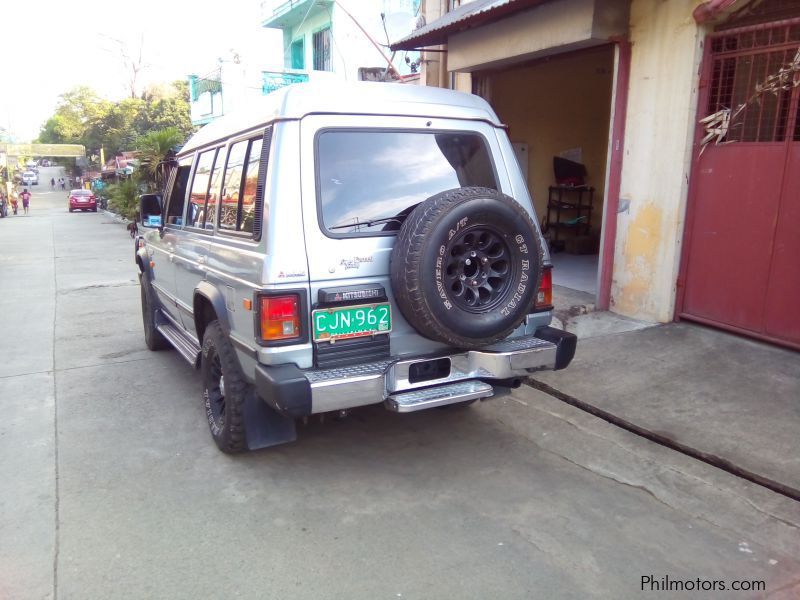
[545,185,594,249]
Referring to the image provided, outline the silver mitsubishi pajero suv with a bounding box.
[136,81,576,453]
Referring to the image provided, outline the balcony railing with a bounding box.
[261,0,332,29]
[262,70,310,95]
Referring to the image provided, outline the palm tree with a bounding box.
[135,127,185,188]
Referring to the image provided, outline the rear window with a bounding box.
[317,130,497,235]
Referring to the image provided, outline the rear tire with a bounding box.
[201,321,248,453]
[140,274,169,351]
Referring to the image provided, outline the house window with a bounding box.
[313,27,331,71]
[290,38,305,70]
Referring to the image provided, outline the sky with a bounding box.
[1,0,283,142]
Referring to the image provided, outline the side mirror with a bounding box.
[139,193,162,228]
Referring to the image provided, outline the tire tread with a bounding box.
[202,321,247,453]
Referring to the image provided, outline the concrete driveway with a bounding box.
[1,181,799,599]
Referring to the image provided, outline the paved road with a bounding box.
[1,177,799,599]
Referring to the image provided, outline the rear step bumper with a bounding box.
[387,381,494,412]
[255,327,576,417]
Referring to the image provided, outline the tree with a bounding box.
[36,80,194,168]
[38,87,109,144]
[135,127,186,187]
[97,98,145,158]
[135,80,194,139]
[99,34,147,99]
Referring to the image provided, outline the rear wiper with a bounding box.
[328,216,404,231]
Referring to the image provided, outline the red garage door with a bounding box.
[680,14,800,350]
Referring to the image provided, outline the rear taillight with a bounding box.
[534,266,553,311]
[259,294,300,341]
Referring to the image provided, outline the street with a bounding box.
[1,173,799,599]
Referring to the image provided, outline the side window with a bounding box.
[216,133,268,237]
[165,165,191,226]
[206,149,225,230]
[240,138,263,234]
[219,141,247,232]
[188,149,216,229]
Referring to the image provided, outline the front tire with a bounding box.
[201,321,248,453]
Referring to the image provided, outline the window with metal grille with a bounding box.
[795,94,800,139]
[707,23,800,143]
[718,0,800,30]
[313,27,331,72]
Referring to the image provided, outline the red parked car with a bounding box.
[68,189,97,212]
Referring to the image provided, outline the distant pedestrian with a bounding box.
[51,177,55,189]
[20,189,31,215]
[60,178,66,191]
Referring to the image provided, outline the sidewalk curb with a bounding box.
[103,209,130,224]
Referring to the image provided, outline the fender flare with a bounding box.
[194,281,231,336]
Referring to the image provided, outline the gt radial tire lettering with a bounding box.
[435,252,452,309]
[204,390,222,436]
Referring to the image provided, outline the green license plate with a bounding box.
[312,303,392,342]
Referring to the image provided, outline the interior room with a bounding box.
[481,45,615,299]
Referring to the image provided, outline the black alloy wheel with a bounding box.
[444,226,513,312]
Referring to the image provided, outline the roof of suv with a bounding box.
[181,81,503,155]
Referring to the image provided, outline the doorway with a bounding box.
[477,45,615,303]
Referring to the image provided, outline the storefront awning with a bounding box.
[391,0,550,51]
[399,0,628,73]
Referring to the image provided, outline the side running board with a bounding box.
[156,312,202,368]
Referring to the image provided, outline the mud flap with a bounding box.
[243,390,297,450]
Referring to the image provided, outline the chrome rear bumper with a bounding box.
[299,328,574,414]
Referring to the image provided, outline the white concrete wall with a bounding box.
[285,0,418,80]
[610,0,707,322]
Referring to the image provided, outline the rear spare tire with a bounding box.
[390,187,543,349]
